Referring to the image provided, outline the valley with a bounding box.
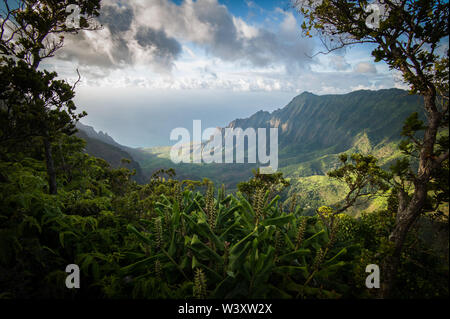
[77,88,425,216]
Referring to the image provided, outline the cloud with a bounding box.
[135,26,182,68]
[57,0,182,72]
[98,3,134,34]
[328,55,351,71]
[354,62,377,74]
[56,2,132,69]
[57,0,314,74]
[50,0,396,96]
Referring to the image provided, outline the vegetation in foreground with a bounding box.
[0,153,448,298]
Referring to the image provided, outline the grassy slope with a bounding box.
[281,132,399,216]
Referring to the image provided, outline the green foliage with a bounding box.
[120,183,360,299]
[237,169,290,202]
[1,0,103,194]
[327,153,391,214]
[0,59,85,153]
[0,136,447,299]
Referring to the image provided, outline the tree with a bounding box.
[237,168,290,203]
[327,153,391,214]
[0,0,101,194]
[294,0,449,297]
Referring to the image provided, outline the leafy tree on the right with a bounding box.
[294,0,448,298]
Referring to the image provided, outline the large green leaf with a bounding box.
[278,249,311,262]
[261,214,293,227]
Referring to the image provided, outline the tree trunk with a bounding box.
[380,185,426,298]
[44,137,57,195]
[380,92,441,298]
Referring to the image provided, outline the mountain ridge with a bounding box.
[228,88,423,154]
[75,123,147,184]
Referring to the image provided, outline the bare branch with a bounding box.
[72,68,82,91]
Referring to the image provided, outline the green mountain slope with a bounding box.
[231,89,423,161]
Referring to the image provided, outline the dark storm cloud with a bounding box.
[192,0,243,61]
[135,27,182,59]
[57,1,182,71]
[111,36,132,65]
[98,3,134,34]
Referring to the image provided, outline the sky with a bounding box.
[40,0,413,147]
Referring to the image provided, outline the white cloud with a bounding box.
[47,0,398,96]
[328,55,351,71]
[392,70,411,90]
[354,62,377,74]
[233,16,260,39]
[279,11,298,34]
[57,0,315,73]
